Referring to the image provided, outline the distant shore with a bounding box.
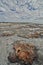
[0,22,43,25]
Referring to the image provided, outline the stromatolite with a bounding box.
[8,42,38,65]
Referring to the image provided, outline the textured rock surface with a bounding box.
[18,32,41,38]
[1,31,15,36]
[9,42,37,65]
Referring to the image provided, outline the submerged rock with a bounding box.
[18,32,41,38]
[8,42,38,65]
[27,32,41,38]
[1,31,15,36]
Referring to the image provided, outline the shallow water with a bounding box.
[0,23,43,65]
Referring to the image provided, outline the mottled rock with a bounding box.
[27,32,41,38]
[8,42,37,65]
[18,32,41,38]
[1,31,15,36]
